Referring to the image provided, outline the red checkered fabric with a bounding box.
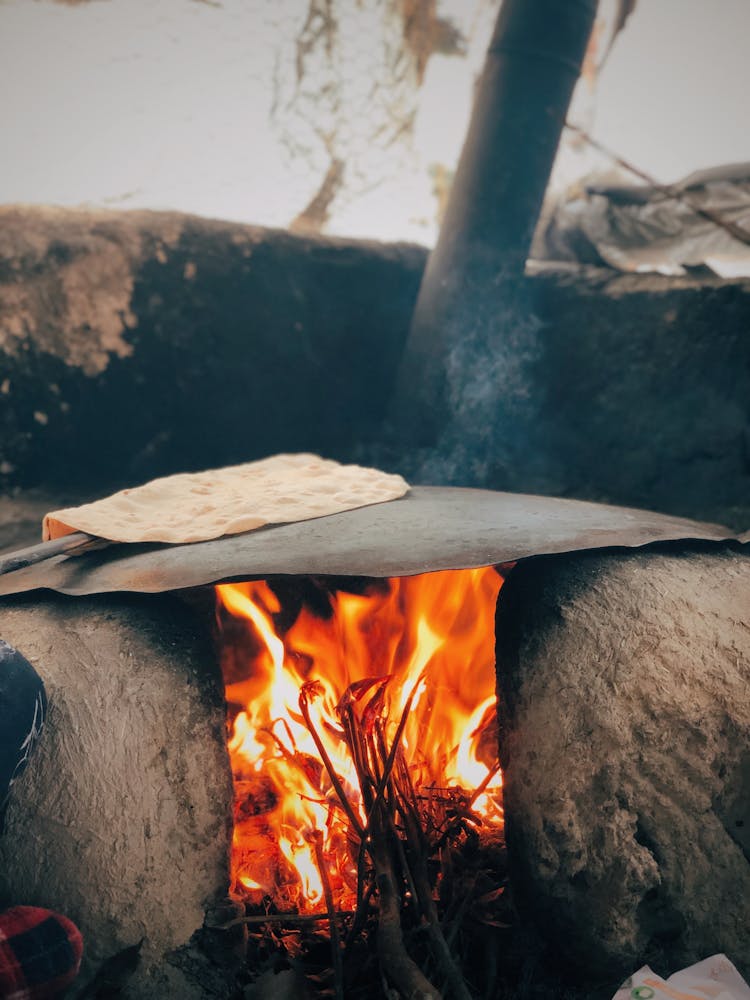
[0,907,82,999]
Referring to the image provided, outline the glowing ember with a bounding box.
[216,567,504,911]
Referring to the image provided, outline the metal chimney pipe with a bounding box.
[389,0,597,473]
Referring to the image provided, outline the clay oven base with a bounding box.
[0,592,233,999]
[496,547,750,983]
[0,542,748,996]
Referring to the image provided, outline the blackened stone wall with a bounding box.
[0,590,233,999]
[0,206,423,496]
[527,265,750,531]
[495,546,750,988]
[1,206,748,532]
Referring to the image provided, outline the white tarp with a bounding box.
[612,955,750,1000]
[536,163,750,277]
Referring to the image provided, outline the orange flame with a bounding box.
[216,567,504,911]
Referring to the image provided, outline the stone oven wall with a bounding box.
[0,548,747,998]
[0,205,422,500]
[0,205,749,536]
[0,591,233,999]
[496,545,750,985]
[0,203,748,996]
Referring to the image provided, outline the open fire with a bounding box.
[216,567,505,917]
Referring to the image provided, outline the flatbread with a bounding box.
[43,454,409,544]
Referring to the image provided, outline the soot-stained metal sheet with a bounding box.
[0,487,739,598]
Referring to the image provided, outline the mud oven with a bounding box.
[0,488,748,999]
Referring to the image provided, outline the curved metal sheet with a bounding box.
[0,487,739,598]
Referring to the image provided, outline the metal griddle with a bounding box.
[0,487,742,598]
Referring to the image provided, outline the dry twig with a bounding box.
[218,911,355,930]
[298,682,364,837]
[312,830,345,1000]
[295,668,489,999]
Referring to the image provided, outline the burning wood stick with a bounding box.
[300,678,445,999]
[373,860,441,1000]
[218,912,355,929]
[342,678,471,999]
[311,830,344,1000]
[468,761,501,808]
[296,667,494,1000]
[389,749,474,1000]
[298,682,364,838]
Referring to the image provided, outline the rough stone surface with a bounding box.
[495,544,750,985]
[1,206,749,531]
[0,205,423,494]
[527,265,750,532]
[0,591,233,999]
[391,265,750,532]
[0,492,61,554]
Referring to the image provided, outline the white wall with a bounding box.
[0,0,747,243]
